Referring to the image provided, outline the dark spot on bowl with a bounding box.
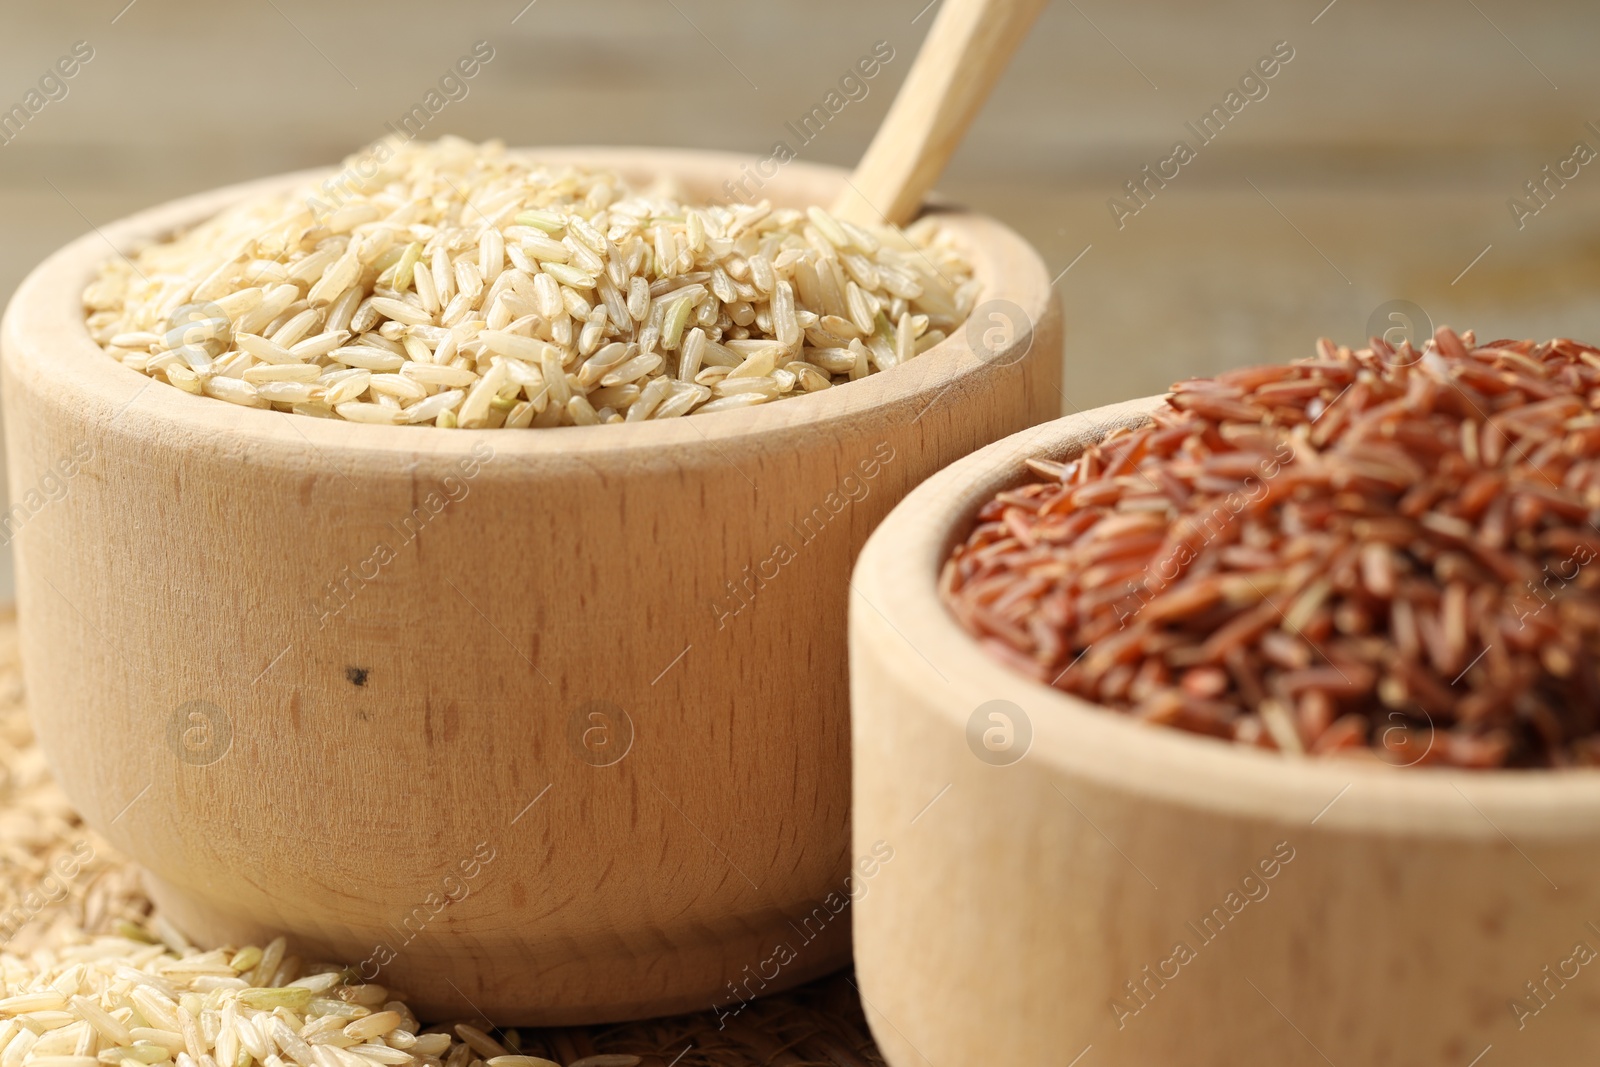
[346,666,369,686]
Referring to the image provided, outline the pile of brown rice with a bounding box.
[942,328,1600,769]
[83,138,975,428]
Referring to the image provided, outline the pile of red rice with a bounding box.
[942,328,1600,769]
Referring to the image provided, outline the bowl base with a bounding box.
[144,872,854,1025]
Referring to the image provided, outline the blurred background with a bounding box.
[1,0,1597,595]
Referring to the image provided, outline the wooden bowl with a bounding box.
[0,149,1061,1023]
[850,399,1600,1067]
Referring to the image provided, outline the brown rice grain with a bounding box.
[84,139,971,429]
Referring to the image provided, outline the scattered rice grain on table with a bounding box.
[942,327,1600,769]
[83,137,975,428]
[0,613,883,1067]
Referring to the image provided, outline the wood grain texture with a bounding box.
[0,149,1061,1023]
[850,403,1600,1067]
[833,0,1049,227]
[5,1,1600,617]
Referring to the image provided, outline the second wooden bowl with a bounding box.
[0,149,1061,1022]
[851,399,1600,1067]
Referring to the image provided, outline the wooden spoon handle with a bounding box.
[832,0,1048,228]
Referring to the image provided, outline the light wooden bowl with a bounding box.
[851,399,1600,1067]
[0,148,1061,1023]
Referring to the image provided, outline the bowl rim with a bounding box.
[1,147,1052,466]
[851,397,1600,840]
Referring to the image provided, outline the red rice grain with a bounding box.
[941,328,1600,768]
